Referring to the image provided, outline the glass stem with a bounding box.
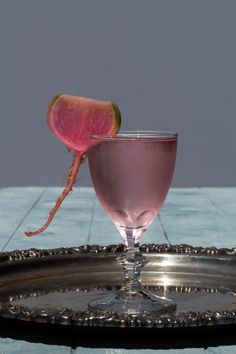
[118,229,147,295]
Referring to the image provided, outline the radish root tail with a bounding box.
[25,153,83,237]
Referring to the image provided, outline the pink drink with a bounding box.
[88,132,178,314]
[88,133,177,243]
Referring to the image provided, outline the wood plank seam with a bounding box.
[1,188,46,252]
[206,347,217,354]
[158,213,171,244]
[85,196,97,245]
[200,188,236,229]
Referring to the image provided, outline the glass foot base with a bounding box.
[88,290,176,316]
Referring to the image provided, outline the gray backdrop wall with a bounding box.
[1,0,236,187]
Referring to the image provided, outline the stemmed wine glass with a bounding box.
[87,131,178,315]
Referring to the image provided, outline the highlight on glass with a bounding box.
[87,131,178,315]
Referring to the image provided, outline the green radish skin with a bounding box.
[47,95,121,153]
[25,95,121,237]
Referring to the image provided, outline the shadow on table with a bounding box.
[0,318,236,349]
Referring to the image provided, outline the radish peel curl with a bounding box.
[25,153,83,237]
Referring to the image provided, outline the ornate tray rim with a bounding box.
[0,243,236,329]
[1,243,236,262]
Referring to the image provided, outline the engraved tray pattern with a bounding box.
[0,244,235,329]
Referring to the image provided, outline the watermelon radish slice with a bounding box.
[25,95,121,237]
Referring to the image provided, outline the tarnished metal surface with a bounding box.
[0,243,235,328]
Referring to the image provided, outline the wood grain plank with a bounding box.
[159,188,235,248]
[4,187,96,251]
[201,187,236,229]
[206,346,236,354]
[0,187,44,251]
[0,338,69,353]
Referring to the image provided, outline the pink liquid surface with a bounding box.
[88,135,177,240]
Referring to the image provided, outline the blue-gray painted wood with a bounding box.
[0,187,235,354]
[0,337,69,353]
[3,187,96,251]
[0,187,44,251]
[160,188,236,248]
[206,346,236,354]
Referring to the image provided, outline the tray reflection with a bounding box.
[0,244,235,348]
[0,244,235,328]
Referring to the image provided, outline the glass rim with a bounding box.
[90,130,178,141]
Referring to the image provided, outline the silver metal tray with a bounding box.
[0,243,235,330]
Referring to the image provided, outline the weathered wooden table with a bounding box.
[0,187,236,353]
